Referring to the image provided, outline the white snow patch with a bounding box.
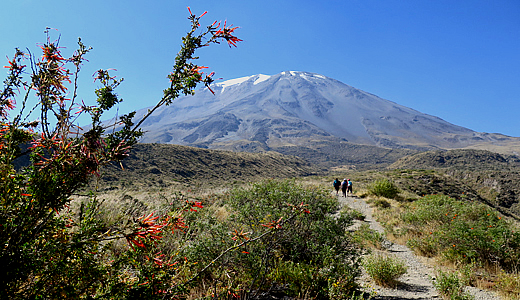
[300,73,312,81]
[216,75,253,92]
[289,71,298,76]
[299,73,327,82]
[253,74,270,85]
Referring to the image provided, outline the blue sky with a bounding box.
[2,0,519,136]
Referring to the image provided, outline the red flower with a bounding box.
[125,212,169,250]
[213,21,243,47]
[191,66,208,75]
[261,217,283,229]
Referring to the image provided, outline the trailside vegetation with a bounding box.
[0,8,248,299]
[187,180,362,298]
[374,194,520,298]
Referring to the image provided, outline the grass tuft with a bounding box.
[362,253,407,288]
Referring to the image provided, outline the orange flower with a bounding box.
[191,65,208,75]
[213,21,243,47]
[261,217,283,229]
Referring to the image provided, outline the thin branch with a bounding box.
[166,213,300,297]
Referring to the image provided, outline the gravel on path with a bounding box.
[338,194,503,300]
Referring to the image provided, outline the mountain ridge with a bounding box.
[132,71,520,155]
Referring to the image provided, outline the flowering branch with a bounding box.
[128,7,241,138]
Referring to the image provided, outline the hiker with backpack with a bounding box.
[341,178,348,197]
[346,179,353,196]
[333,178,341,195]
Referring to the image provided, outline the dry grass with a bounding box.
[72,142,520,298]
[497,271,520,300]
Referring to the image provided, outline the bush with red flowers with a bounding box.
[0,8,242,299]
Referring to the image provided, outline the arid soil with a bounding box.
[338,194,503,300]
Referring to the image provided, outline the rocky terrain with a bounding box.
[129,71,520,156]
[388,149,520,219]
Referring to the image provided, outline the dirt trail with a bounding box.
[338,195,502,300]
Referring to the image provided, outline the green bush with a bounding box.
[351,223,385,250]
[180,180,362,298]
[368,179,400,199]
[398,195,520,272]
[433,269,474,300]
[372,198,391,208]
[362,253,407,287]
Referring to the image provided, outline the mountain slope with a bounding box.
[133,71,520,153]
[388,149,520,218]
[97,143,317,188]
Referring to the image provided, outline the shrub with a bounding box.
[351,223,385,250]
[433,269,474,300]
[0,8,242,299]
[372,198,391,208]
[368,179,400,199]
[381,194,520,296]
[347,208,366,221]
[180,180,362,298]
[398,195,520,272]
[362,253,407,287]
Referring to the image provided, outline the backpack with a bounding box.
[333,180,340,188]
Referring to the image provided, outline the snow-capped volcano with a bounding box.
[134,71,518,151]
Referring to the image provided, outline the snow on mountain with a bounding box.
[133,71,518,151]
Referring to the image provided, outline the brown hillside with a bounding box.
[97,143,317,188]
[389,149,520,170]
[387,149,520,219]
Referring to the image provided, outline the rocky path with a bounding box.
[338,195,502,300]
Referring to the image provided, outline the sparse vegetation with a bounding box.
[351,223,385,250]
[362,253,407,288]
[372,193,520,296]
[433,269,474,300]
[367,178,400,199]
[81,153,520,298]
[497,271,520,299]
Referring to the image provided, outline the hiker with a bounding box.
[346,179,353,196]
[341,178,348,197]
[333,178,341,195]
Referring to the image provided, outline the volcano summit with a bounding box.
[133,71,519,154]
